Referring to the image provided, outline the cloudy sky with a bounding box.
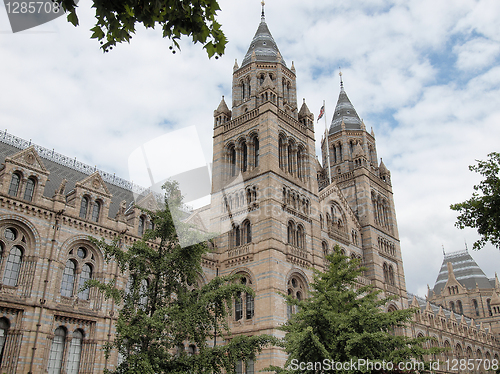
[1,0,499,297]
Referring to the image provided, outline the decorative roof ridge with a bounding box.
[0,129,151,196]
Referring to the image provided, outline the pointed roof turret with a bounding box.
[214,96,231,117]
[298,99,312,118]
[433,250,491,295]
[241,3,286,68]
[379,159,389,175]
[329,74,362,134]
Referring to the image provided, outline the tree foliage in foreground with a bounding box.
[267,246,440,374]
[56,0,227,57]
[88,181,273,374]
[450,152,500,250]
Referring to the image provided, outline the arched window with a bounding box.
[48,327,66,374]
[0,318,9,366]
[67,330,83,374]
[139,279,149,308]
[61,260,76,297]
[487,299,492,316]
[229,145,237,177]
[23,177,36,201]
[253,137,259,167]
[79,196,89,219]
[457,300,463,315]
[235,275,254,321]
[235,225,241,247]
[61,246,96,301]
[296,225,305,249]
[449,301,455,313]
[388,265,395,286]
[235,292,243,321]
[287,221,295,245]
[138,216,145,236]
[91,201,101,222]
[383,263,389,284]
[78,264,92,300]
[297,148,303,179]
[243,220,252,244]
[287,275,306,319]
[3,245,22,286]
[246,292,254,319]
[242,141,248,172]
[8,173,21,197]
[322,242,328,257]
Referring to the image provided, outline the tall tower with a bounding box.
[210,5,320,371]
[321,77,408,308]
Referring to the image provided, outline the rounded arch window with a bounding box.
[48,326,66,373]
[8,173,21,197]
[79,196,89,219]
[23,177,36,201]
[91,200,101,222]
[234,273,254,321]
[61,245,96,300]
[0,223,31,288]
[138,215,146,236]
[287,274,307,319]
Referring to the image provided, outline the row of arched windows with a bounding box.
[223,185,258,213]
[225,135,260,178]
[378,237,395,256]
[287,221,305,249]
[278,135,307,181]
[282,186,310,215]
[8,172,36,202]
[229,220,252,248]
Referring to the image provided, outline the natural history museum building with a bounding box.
[0,8,498,374]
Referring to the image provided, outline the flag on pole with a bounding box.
[317,105,325,122]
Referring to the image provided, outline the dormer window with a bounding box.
[23,177,36,201]
[8,173,21,197]
[138,216,145,236]
[91,201,101,222]
[79,197,89,219]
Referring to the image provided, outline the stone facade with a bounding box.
[0,9,497,374]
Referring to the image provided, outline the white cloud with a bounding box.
[1,0,500,297]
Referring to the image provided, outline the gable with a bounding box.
[75,171,112,198]
[5,146,49,175]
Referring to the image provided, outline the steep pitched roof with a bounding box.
[433,250,492,295]
[0,134,137,219]
[241,9,285,68]
[329,85,362,134]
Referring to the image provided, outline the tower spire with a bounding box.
[339,67,344,91]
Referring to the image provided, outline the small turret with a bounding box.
[379,158,391,184]
[214,96,231,127]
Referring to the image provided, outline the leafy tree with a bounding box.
[267,246,440,374]
[88,181,273,374]
[450,152,500,250]
[56,0,227,57]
